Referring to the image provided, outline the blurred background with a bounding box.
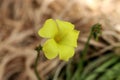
[0,0,120,80]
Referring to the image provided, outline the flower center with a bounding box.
[54,36,61,43]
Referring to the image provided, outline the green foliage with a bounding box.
[84,54,120,80]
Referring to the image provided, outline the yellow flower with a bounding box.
[38,19,79,61]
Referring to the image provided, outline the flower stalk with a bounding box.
[34,45,42,80]
[72,23,102,80]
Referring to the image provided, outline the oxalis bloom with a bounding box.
[38,19,80,61]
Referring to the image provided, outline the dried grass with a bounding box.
[0,0,120,80]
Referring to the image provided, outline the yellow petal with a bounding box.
[59,30,80,47]
[58,44,75,61]
[38,19,58,38]
[43,39,58,59]
[56,19,74,37]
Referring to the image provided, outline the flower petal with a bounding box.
[38,19,58,38]
[43,39,58,59]
[56,19,74,37]
[58,44,75,61]
[59,30,80,47]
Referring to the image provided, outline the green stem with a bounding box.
[82,23,101,59]
[72,23,101,80]
[66,59,72,80]
[72,31,93,80]
[82,31,93,58]
[34,45,42,80]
